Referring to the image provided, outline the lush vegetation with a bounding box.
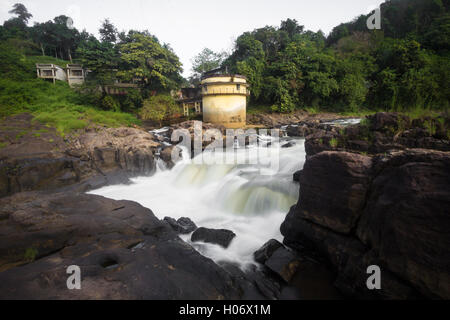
[0,0,448,133]
[140,94,180,127]
[189,48,227,85]
[0,44,139,134]
[0,3,183,131]
[218,0,449,114]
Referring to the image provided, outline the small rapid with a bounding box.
[89,134,306,268]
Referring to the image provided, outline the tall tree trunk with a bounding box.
[40,43,45,56]
[68,48,73,63]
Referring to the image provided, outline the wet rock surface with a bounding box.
[0,114,164,198]
[281,112,450,299]
[305,112,450,157]
[164,217,197,234]
[264,247,300,283]
[254,239,284,264]
[0,192,279,300]
[191,227,236,249]
[253,239,341,299]
[247,110,349,128]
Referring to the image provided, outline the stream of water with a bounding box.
[89,133,306,268]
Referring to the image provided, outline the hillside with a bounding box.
[0,44,139,139]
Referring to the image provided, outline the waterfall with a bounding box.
[89,135,306,268]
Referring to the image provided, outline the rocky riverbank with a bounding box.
[0,191,291,299]
[279,112,450,299]
[0,113,305,299]
[0,111,448,300]
[246,110,351,128]
[0,114,165,198]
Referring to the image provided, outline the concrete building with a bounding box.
[66,64,85,87]
[177,87,202,117]
[36,64,67,84]
[201,72,249,128]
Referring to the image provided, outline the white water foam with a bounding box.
[89,137,306,268]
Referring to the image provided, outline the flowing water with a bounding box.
[89,133,306,268]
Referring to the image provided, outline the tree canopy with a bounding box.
[222,1,449,112]
[1,1,449,116]
[190,48,227,84]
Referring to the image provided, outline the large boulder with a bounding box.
[281,136,450,299]
[264,247,300,283]
[356,149,450,299]
[191,228,236,248]
[0,116,163,198]
[253,239,283,264]
[297,151,373,234]
[0,192,246,299]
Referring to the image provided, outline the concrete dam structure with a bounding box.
[201,73,249,129]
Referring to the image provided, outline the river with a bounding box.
[89,131,305,269]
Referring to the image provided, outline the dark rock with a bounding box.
[293,170,301,182]
[253,239,283,264]
[0,192,245,299]
[264,247,300,283]
[191,227,236,248]
[304,130,334,157]
[297,151,373,234]
[160,146,181,168]
[367,112,408,131]
[281,130,450,299]
[0,120,161,198]
[164,216,197,234]
[219,262,282,300]
[281,141,296,148]
[356,149,450,299]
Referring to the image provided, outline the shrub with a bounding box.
[329,137,339,148]
[101,95,121,112]
[140,94,180,126]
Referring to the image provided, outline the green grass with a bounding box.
[23,247,38,262]
[404,106,443,120]
[15,130,27,139]
[423,119,437,136]
[32,105,140,135]
[329,137,339,148]
[0,50,140,135]
[304,106,320,115]
[247,103,273,115]
[0,142,7,149]
[0,77,140,135]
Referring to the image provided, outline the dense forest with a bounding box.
[223,0,449,113]
[0,0,449,131]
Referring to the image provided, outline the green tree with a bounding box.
[9,3,32,24]
[76,35,119,89]
[99,18,118,43]
[190,48,227,83]
[117,31,182,90]
[140,94,180,126]
[280,18,304,40]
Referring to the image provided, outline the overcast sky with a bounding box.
[0,0,385,77]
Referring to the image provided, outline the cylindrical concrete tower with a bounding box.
[201,74,249,129]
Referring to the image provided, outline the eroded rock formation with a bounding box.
[281,112,450,299]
